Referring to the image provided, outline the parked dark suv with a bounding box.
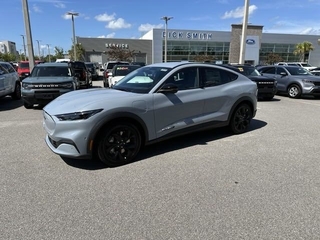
[220,64,277,100]
[21,63,80,108]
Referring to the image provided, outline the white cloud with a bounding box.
[106,18,131,29]
[97,33,116,38]
[221,5,257,19]
[54,2,66,8]
[95,13,116,22]
[33,4,42,13]
[138,23,163,32]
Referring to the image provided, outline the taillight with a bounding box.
[82,70,86,79]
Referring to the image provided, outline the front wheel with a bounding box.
[287,84,301,98]
[24,101,33,109]
[96,123,142,167]
[229,103,253,134]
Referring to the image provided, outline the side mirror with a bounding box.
[280,72,287,76]
[158,83,178,93]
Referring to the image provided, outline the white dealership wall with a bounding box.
[141,28,320,66]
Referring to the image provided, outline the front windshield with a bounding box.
[112,66,172,93]
[19,62,29,68]
[237,66,261,76]
[285,67,312,75]
[31,66,72,77]
[301,63,312,67]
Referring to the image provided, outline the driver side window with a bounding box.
[165,67,198,90]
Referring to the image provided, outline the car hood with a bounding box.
[247,75,275,82]
[44,88,140,115]
[22,77,75,83]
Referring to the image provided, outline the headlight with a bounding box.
[22,82,33,89]
[55,109,103,121]
[61,82,73,89]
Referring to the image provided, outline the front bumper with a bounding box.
[22,89,74,105]
[43,111,93,158]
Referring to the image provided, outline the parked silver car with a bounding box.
[0,61,21,100]
[43,62,257,167]
[257,65,320,98]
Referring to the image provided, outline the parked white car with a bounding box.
[275,62,317,71]
[0,61,21,100]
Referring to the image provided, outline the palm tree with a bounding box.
[293,41,314,62]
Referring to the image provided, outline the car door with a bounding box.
[0,63,10,94]
[153,67,205,138]
[198,66,239,122]
[273,66,291,92]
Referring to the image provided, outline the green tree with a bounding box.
[265,53,283,65]
[0,52,17,62]
[193,54,214,63]
[54,46,65,59]
[293,41,314,62]
[68,43,85,61]
[105,46,135,62]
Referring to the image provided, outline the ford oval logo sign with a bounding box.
[246,39,255,45]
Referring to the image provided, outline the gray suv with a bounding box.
[257,65,320,99]
[21,63,79,109]
[0,61,21,100]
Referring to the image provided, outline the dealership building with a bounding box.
[77,24,320,67]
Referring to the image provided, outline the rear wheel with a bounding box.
[11,82,21,100]
[230,103,253,134]
[96,123,142,167]
[287,84,301,98]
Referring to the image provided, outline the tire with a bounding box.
[11,82,21,100]
[229,103,253,134]
[96,123,142,167]
[263,94,274,101]
[24,101,33,109]
[287,84,301,98]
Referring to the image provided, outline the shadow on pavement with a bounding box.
[61,118,267,170]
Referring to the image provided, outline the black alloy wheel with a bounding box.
[97,123,142,167]
[230,103,253,134]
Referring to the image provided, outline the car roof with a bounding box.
[35,63,69,67]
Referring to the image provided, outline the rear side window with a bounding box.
[199,67,238,87]
[0,64,9,74]
[260,67,275,74]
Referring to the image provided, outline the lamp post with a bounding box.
[67,12,79,61]
[161,16,173,63]
[36,40,41,60]
[21,0,35,71]
[47,44,50,62]
[239,0,250,64]
[20,34,27,60]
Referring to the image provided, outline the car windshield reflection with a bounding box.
[112,66,171,93]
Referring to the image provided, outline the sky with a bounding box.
[1,0,320,56]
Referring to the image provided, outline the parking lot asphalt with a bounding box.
[1,82,320,239]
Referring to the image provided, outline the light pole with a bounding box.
[67,12,79,61]
[36,40,41,60]
[47,44,50,62]
[21,0,35,71]
[161,16,173,62]
[20,34,27,60]
[239,0,250,64]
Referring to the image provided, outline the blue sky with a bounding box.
[2,0,320,55]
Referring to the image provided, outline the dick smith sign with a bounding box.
[162,31,213,40]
